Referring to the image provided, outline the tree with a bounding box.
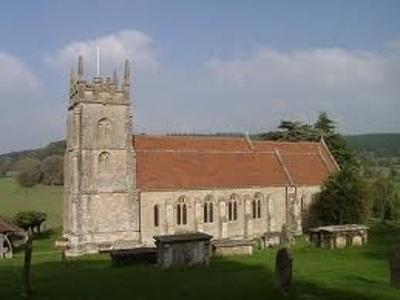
[324,133,359,169]
[370,173,400,222]
[0,158,12,176]
[261,120,319,142]
[262,112,359,169]
[314,112,335,136]
[13,158,42,188]
[41,155,63,185]
[317,167,370,225]
[314,112,359,169]
[13,211,47,234]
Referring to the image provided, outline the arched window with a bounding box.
[98,151,111,173]
[252,193,263,219]
[177,197,187,225]
[204,195,214,223]
[228,194,238,221]
[154,205,159,227]
[97,118,111,144]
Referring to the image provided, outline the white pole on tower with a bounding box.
[96,47,100,77]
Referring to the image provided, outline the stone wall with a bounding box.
[139,186,321,246]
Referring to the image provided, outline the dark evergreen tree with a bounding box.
[260,112,358,169]
[317,167,370,225]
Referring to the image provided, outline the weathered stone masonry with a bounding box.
[63,57,339,256]
[64,57,139,256]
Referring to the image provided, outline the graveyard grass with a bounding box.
[1,178,400,299]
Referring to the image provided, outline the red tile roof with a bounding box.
[134,135,339,191]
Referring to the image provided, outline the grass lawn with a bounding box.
[1,178,400,299]
[0,178,62,229]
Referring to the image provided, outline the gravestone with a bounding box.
[275,247,293,294]
[389,241,400,288]
[279,224,294,248]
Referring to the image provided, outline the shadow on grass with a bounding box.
[0,254,391,300]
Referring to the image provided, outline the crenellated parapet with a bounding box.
[69,56,131,109]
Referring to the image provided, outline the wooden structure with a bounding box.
[212,239,253,256]
[0,217,25,258]
[154,233,212,269]
[308,224,369,249]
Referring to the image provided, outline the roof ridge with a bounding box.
[133,134,246,141]
[252,140,320,145]
[134,135,324,145]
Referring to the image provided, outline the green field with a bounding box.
[0,178,62,229]
[1,178,400,299]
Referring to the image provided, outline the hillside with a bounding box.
[345,133,400,157]
[0,177,62,228]
[0,140,65,176]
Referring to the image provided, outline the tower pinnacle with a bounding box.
[124,59,130,85]
[78,55,84,79]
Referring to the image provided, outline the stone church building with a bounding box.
[63,57,339,256]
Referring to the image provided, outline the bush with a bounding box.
[41,155,63,185]
[316,167,370,225]
[13,211,47,233]
[0,158,12,176]
[14,157,42,187]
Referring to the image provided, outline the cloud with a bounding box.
[206,48,386,88]
[0,52,54,153]
[43,29,400,136]
[4,30,400,153]
[134,46,400,135]
[0,52,38,91]
[45,30,159,75]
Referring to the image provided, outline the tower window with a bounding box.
[98,151,111,173]
[97,118,112,144]
[177,196,188,225]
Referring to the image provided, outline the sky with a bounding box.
[0,0,400,154]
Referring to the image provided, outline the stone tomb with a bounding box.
[154,233,212,269]
[308,224,369,249]
[261,232,281,248]
[110,248,158,266]
[212,239,254,256]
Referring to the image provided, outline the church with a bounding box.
[63,56,339,256]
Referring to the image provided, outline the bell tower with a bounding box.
[64,56,140,256]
